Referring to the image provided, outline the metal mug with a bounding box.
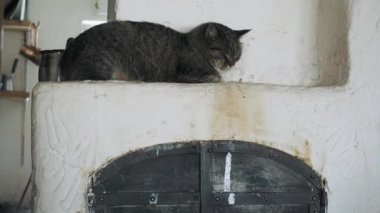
[1,75,6,90]
[38,49,65,82]
[1,74,13,90]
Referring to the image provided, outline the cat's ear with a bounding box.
[235,29,251,38]
[205,24,218,39]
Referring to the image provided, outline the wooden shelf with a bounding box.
[3,20,36,31]
[3,19,38,51]
[0,90,30,99]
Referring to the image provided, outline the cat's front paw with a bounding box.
[204,75,221,83]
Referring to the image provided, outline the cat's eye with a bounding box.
[210,47,220,51]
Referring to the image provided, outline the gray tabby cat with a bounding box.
[60,21,250,83]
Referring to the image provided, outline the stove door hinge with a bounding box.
[87,188,96,207]
[320,190,328,213]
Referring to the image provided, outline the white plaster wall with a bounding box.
[114,0,348,86]
[32,0,380,212]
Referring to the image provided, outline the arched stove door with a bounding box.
[88,141,327,213]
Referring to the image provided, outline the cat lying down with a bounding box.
[60,21,250,83]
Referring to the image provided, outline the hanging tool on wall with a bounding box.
[1,58,18,91]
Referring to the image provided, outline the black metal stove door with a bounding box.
[90,142,200,213]
[201,141,326,213]
[88,141,327,213]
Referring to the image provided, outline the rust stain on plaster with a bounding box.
[256,139,313,167]
[210,84,312,167]
[211,84,266,139]
[294,140,312,166]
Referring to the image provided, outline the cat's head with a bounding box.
[202,23,250,70]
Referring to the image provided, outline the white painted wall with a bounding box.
[0,0,105,207]
[32,0,380,212]
[29,0,107,50]
[0,32,30,207]
[114,0,348,86]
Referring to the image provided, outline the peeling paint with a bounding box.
[223,152,232,192]
[228,193,235,205]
